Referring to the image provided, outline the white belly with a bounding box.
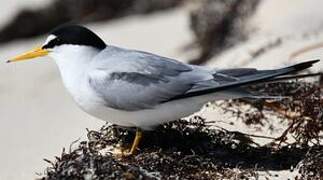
[78,91,241,130]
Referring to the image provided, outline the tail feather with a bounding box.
[277,59,319,75]
[169,60,320,101]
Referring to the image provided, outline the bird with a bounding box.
[7,24,319,155]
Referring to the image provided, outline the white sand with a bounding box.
[0,0,322,179]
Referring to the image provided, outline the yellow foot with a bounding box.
[114,128,142,158]
[113,148,133,158]
[121,150,135,157]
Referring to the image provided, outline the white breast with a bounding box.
[50,45,106,108]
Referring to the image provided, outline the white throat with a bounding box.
[50,45,99,68]
[49,45,100,99]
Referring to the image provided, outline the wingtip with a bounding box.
[308,59,320,64]
[292,59,320,71]
[299,59,320,65]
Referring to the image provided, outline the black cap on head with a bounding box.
[43,24,107,50]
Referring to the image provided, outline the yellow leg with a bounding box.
[126,128,142,155]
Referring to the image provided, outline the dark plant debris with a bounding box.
[226,80,323,147]
[0,0,183,44]
[41,118,260,179]
[297,146,323,180]
[189,0,260,64]
[39,80,322,179]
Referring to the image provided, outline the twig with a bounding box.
[274,119,298,147]
[264,101,301,119]
[69,138,81,153]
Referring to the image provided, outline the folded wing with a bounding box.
[89,47,319,110]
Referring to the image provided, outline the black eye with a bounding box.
[42,38,64,49]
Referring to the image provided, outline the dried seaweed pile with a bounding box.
[40,80,323,180]
[228,80,323,147]
[41,118,259,179]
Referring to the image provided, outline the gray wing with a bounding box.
[88,46,215,111]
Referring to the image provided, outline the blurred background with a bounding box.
[0,0,322,179]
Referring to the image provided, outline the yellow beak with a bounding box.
[7,46,49,63]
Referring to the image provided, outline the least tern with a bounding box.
[7,25,319,155]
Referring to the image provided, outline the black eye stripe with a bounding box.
[43,38,64,49]
[42,25,107,50]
